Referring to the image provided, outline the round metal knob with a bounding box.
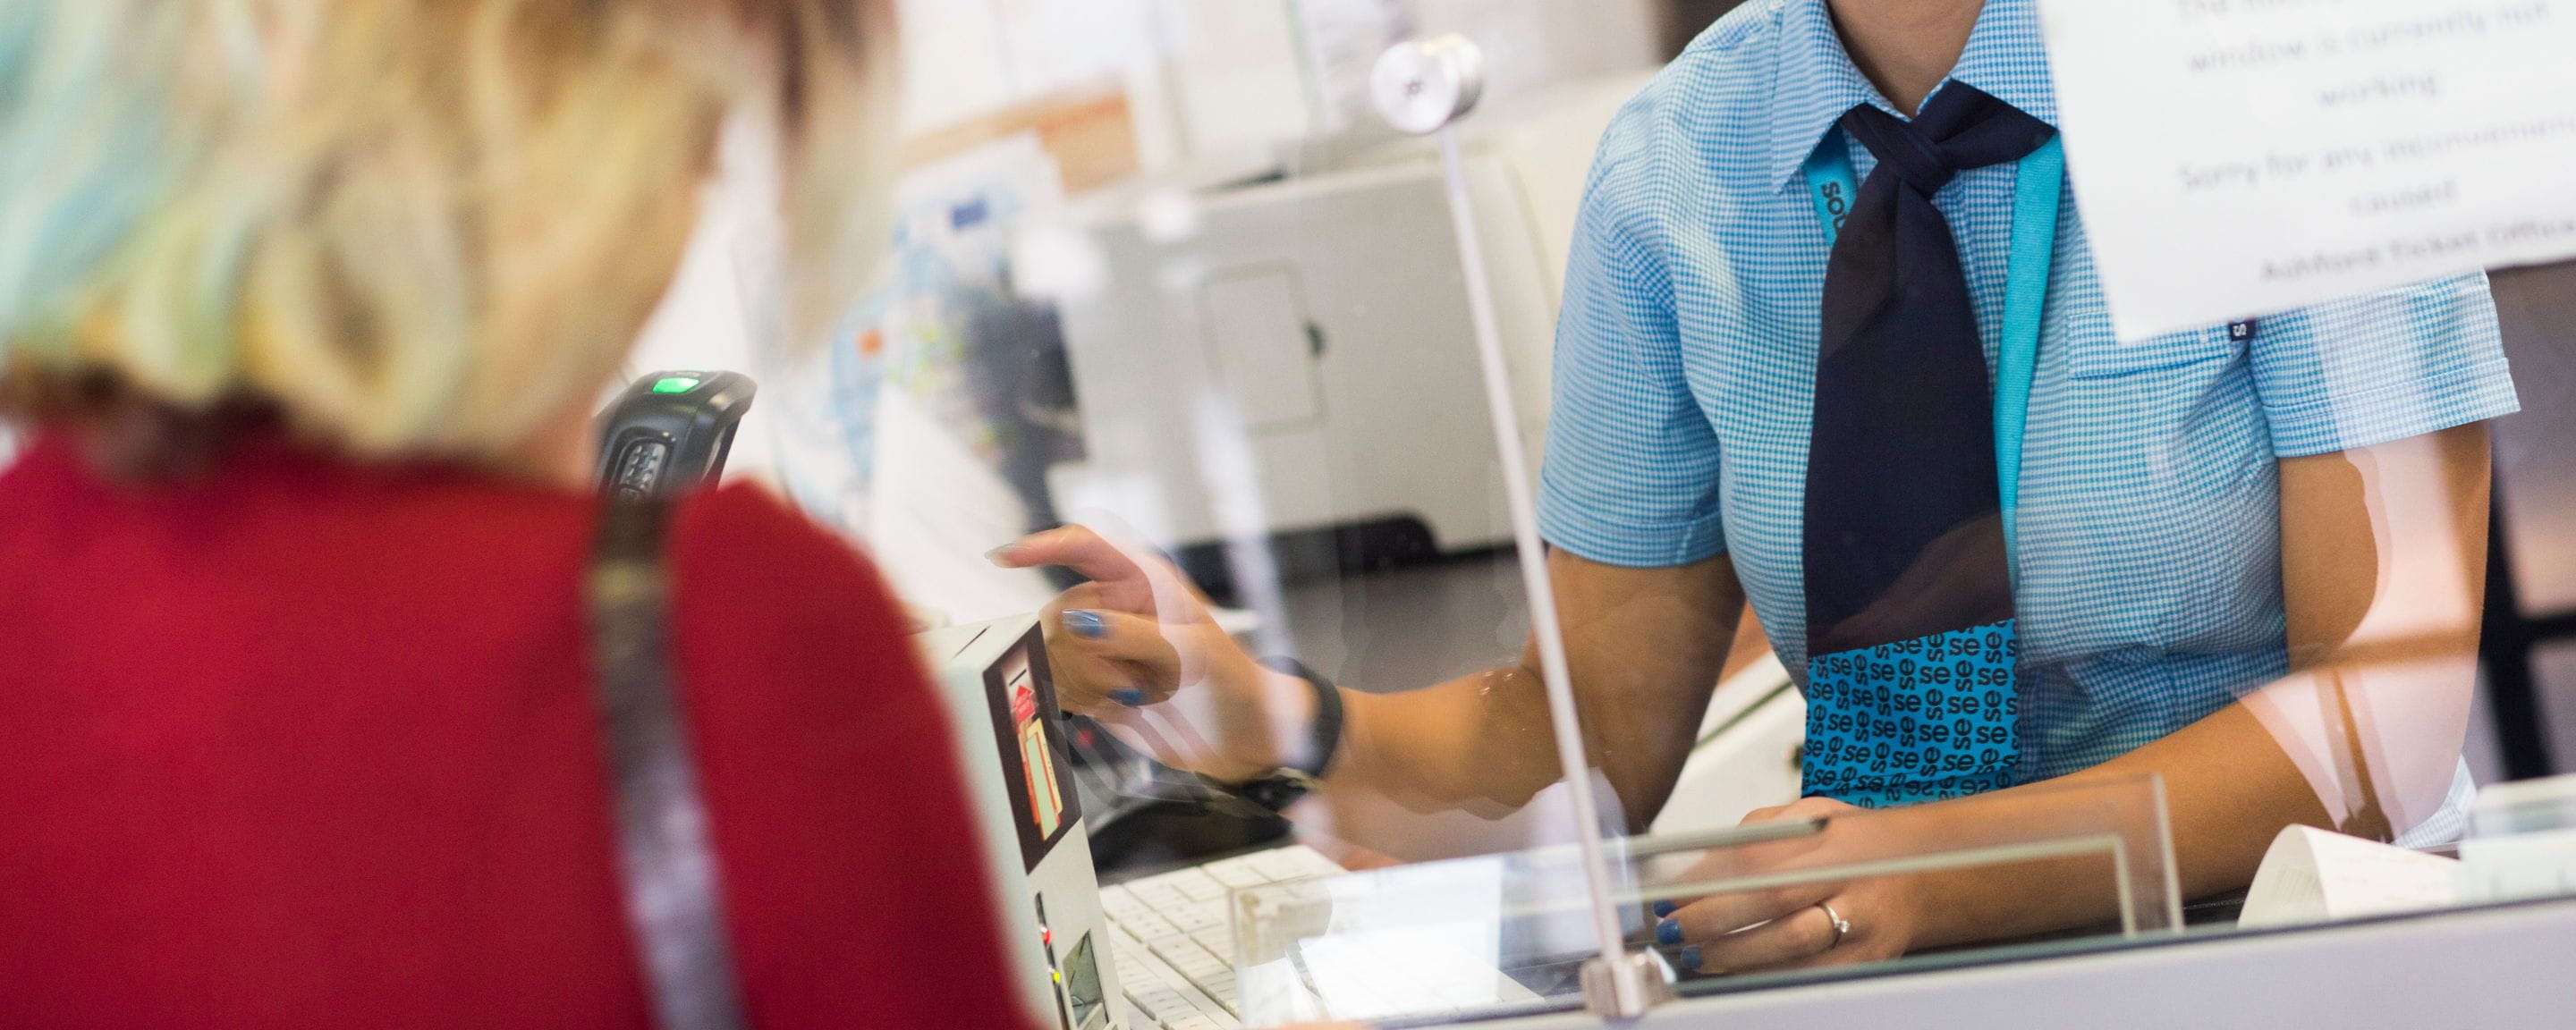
[1370,35,1487,135]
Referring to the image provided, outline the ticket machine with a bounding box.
[921,616,1126,1030]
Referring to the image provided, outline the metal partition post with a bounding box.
[1370,36,1670,1018]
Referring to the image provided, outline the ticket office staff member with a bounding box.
[1002,0,2516,974]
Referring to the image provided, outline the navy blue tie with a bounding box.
[1800,84,2053,806]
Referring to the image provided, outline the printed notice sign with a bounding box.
[2038,0,2576,338]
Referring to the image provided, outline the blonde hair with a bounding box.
[0,0,894,465]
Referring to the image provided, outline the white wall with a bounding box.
[619,0,1665,519]
[894,0,1167,136]
[623,156,784,486]
[896,0,1662,169]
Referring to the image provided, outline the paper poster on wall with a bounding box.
[2038,0,2576,339]
[1294,0,1414,133]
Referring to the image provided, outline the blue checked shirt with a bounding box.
[1535,0,2521,841]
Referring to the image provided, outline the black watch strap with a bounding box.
[1258,656,1343,780]
[1214,658,1343,814]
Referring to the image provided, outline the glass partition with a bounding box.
[15,0,2576,1026]
[1220,775,2176,1026]
[1226,843,1618,1026]
[840,4,1707,868]
[801,2,2576,1028]
[844,6,1672,1029]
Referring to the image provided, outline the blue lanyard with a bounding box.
[1802,131,2063,556]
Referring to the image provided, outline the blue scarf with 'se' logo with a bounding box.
[1797,83,2055,808]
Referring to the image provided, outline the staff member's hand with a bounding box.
[990,524,1309,784]
[1655,798,1924,975]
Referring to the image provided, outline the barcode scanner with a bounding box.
[595,370,757,502]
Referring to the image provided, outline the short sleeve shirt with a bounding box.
[1534,0,2520,833]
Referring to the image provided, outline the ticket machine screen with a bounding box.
[982,637,1080,872]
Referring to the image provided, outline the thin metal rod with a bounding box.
[1432,124,1631,970]
[2113,843,2140,936]
[1631,835,2123,914]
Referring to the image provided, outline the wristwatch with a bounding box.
[1210,657,1345,814]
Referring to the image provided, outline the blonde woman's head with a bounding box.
[0,0,895,474]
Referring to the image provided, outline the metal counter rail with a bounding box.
[1426,894,2576,1029]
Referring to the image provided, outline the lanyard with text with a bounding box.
[1803,130,2063,559]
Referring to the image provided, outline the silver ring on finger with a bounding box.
[1817,901,1851,950]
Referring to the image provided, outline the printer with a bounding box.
[1043,74,1655,588]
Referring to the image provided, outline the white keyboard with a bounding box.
[1103,844,1347,1030]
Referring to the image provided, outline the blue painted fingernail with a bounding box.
[1109,688,1146,707]
[1657,917,1683,947]
[1065,610,1107,639]
[1651,899,1677,919]
[1677,946,1702,973]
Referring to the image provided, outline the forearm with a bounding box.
[1329,563,1731,829]
[1903,698,2329,950]
[1900,669,2479,949]
[1908,426,2490,949]
[1324,659,1572,820]
[1899,635,2478,950]
[1318,551,1744,832]
[1008,526,1742,842]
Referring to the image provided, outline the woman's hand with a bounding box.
[991,524,1310,784]
[1654,798,1924,975]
